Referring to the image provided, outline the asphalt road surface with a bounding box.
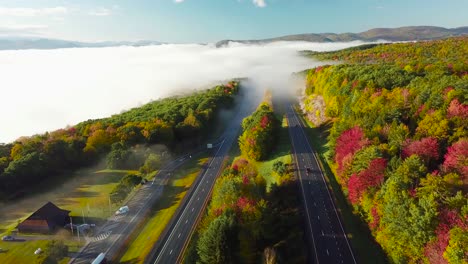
[68,153,196,264]
[146,100,255,264]
[287,105,357,264]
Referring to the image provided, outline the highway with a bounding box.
[68,152,198,264]
[146,99,255,264]
[286,105,357,264]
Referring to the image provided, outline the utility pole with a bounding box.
[109,196,112,216]
[70,216,73,236]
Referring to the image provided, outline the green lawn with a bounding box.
[296,110,388,264]
[119,155,209,264]
[0,169,137,264]
[61,170,140,220]
[0,169,136,236]
[0,239,82,264]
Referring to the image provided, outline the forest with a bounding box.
[301,36,467,263]
[0,81,239,200]
[185,98,306,263]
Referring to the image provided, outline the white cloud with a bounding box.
[174,0,185,3]
[0,41,379,143]
[0,6,67,16]
[0,24,48,36]
[253,0,267,7]
[88,8,111,16]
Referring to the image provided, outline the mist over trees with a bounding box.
[0,81,239,201]
[301,36,467,263]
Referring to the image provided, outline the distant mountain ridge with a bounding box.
[215,26,468,47]
[0,37,163,50]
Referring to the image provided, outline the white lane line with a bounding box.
[178,233,181,238]
[322,230,324,236]
[327,249,330,256]
[318,215,320,220]
[185,219,188,224]
[192,208,194,212]
[169,249,173,255]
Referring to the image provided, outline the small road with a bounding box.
[68,153,199,264]
[146,99,255,264]
[286,105,357,264]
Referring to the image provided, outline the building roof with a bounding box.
[28,202,70,220]
[19,202,70,230]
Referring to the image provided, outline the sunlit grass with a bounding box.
[0,239,82,264]
[119,156,209,264]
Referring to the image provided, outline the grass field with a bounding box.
[0,238,83,264]
[119,155,209,264]
[0,169,137,237]
[297,111,388,264]
[0,168,138,264]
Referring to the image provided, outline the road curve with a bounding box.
[287,105,357,264]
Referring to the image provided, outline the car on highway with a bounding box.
[2,235,14,241]
[306,167,312,174]
[115,205,129,215]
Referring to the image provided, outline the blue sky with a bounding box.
[0,0,467,42]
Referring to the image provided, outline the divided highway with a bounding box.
[146,100,255,264]
[287,105,357,264]
[68,153,199,264]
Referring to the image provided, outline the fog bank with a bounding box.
[0,40,378,143]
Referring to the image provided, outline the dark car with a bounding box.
[2,235,14,241]
[306,167,312,173]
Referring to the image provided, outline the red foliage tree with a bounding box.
[260,115,270,129]
[402,137,440,164]
[370,206,380,230]
[424,210,467,264]
[347,158,386,205]
[236,196,255,212]
[335,126,368,177]
[447,99,468,119]
[443,139,468,181]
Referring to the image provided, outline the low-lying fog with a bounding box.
[0,41,378,143]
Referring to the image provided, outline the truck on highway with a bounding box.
[115,205,129,215]
[91,253,107,264]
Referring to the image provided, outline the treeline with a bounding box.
[186,100,305,263]
[239,94,280,161]
[301,37,467,263]
[0,81,239,200]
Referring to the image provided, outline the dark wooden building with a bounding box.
[18,202,70,234]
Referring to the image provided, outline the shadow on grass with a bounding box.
[267,126,292,161]
[300,120,388,264]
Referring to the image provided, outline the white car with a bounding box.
[115,206,129,215]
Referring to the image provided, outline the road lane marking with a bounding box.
[318,215,320,220]
[327,249,330,256]
[178,233,181,238]
[169,249,173,255]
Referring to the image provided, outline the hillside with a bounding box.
[215,26,468,47]
[300,36,467,263]
[0,37,163,50]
